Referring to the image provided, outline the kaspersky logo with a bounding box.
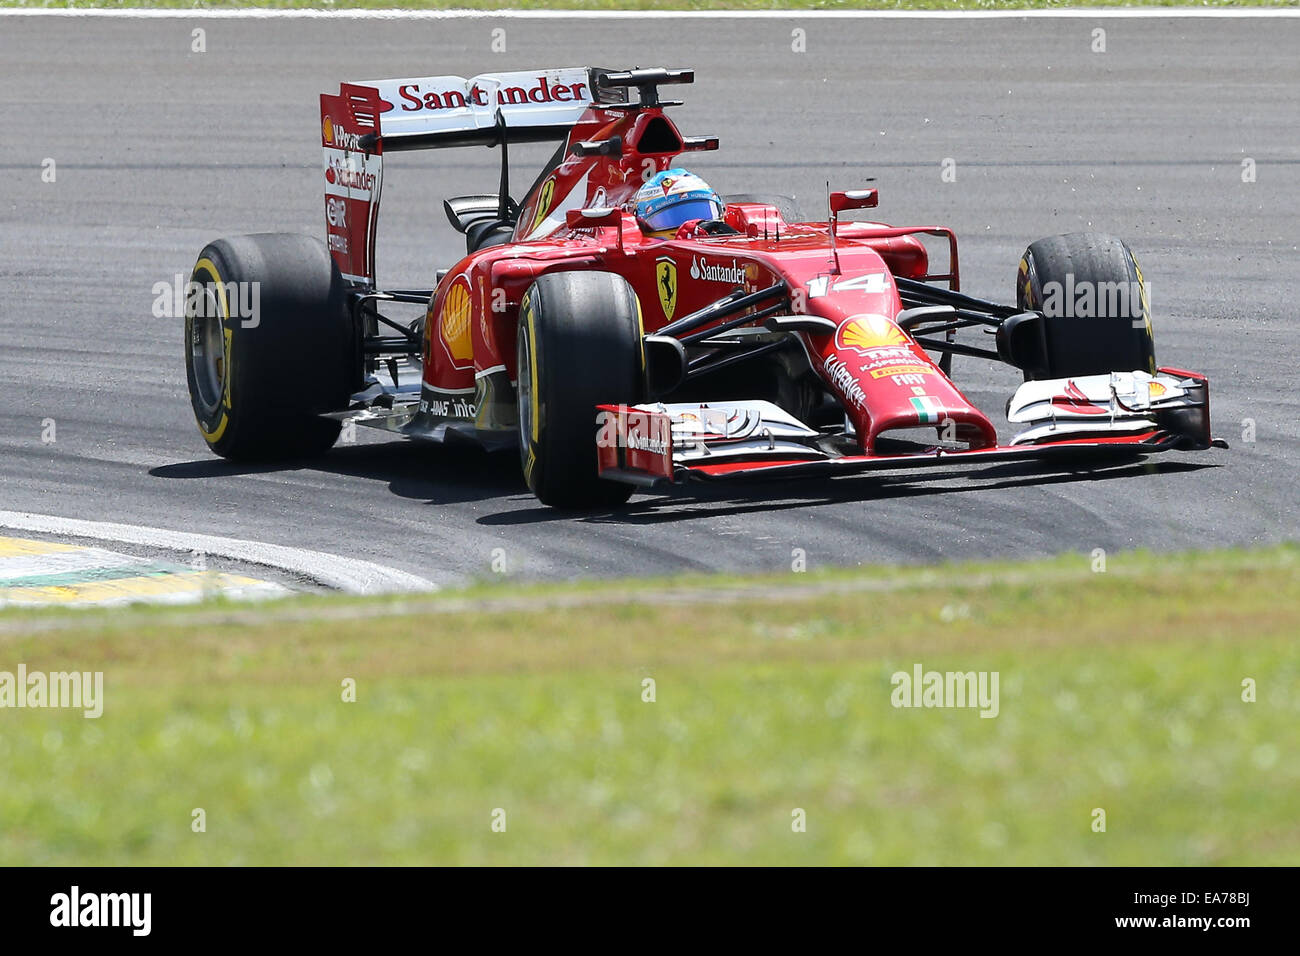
[822,355,867,409]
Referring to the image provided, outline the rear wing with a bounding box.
[320,66,626,283]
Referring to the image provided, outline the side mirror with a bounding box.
[566,207,622,229]
[830,189,879,213]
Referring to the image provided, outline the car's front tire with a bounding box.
[516,271,644,508]
[1015,232,1156,381]
[185,233,356,460]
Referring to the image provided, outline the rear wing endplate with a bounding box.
[319,67,626,284]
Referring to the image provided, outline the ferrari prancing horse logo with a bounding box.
[656,257,677,320]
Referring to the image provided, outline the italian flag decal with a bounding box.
[910,396,944,423]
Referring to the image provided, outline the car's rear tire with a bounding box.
[516,271,644,508]
[723,193,805,225]
[1015,232,1156,381]
[185,233,356,460]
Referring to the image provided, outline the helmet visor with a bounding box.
[641,197,724,233]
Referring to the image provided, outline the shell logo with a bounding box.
[322,116,334,146]
[836,313,907,353]
[440,277,474,366]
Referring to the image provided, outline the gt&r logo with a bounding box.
[327,197,347,228]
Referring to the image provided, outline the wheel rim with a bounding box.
[516,323,533,470]
[189,274,226,414]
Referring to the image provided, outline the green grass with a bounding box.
[3,1,1298,12]
[1,545,1297,865]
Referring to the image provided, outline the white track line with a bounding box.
[2,8,1299,20]
[0,512,434,595]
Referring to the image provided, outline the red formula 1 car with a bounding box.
[184,66,1224,508]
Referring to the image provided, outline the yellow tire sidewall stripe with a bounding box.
[193,257,233,443]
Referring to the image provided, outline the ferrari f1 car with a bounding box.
[185,67,1225,508]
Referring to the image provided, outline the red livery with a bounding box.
[184,67,1224,508]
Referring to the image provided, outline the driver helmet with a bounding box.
[634,169,724,237]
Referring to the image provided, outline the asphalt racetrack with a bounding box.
[1,13,1296,587]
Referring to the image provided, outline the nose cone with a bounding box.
[817,309,997,453]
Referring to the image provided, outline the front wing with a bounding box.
[596,369,1225,486]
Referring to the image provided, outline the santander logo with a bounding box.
[390,76,590,114]
[325,158,375,192]
[689,256,746,285]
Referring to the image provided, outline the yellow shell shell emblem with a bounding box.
[440,277,474,365]
[836,313,907,353]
